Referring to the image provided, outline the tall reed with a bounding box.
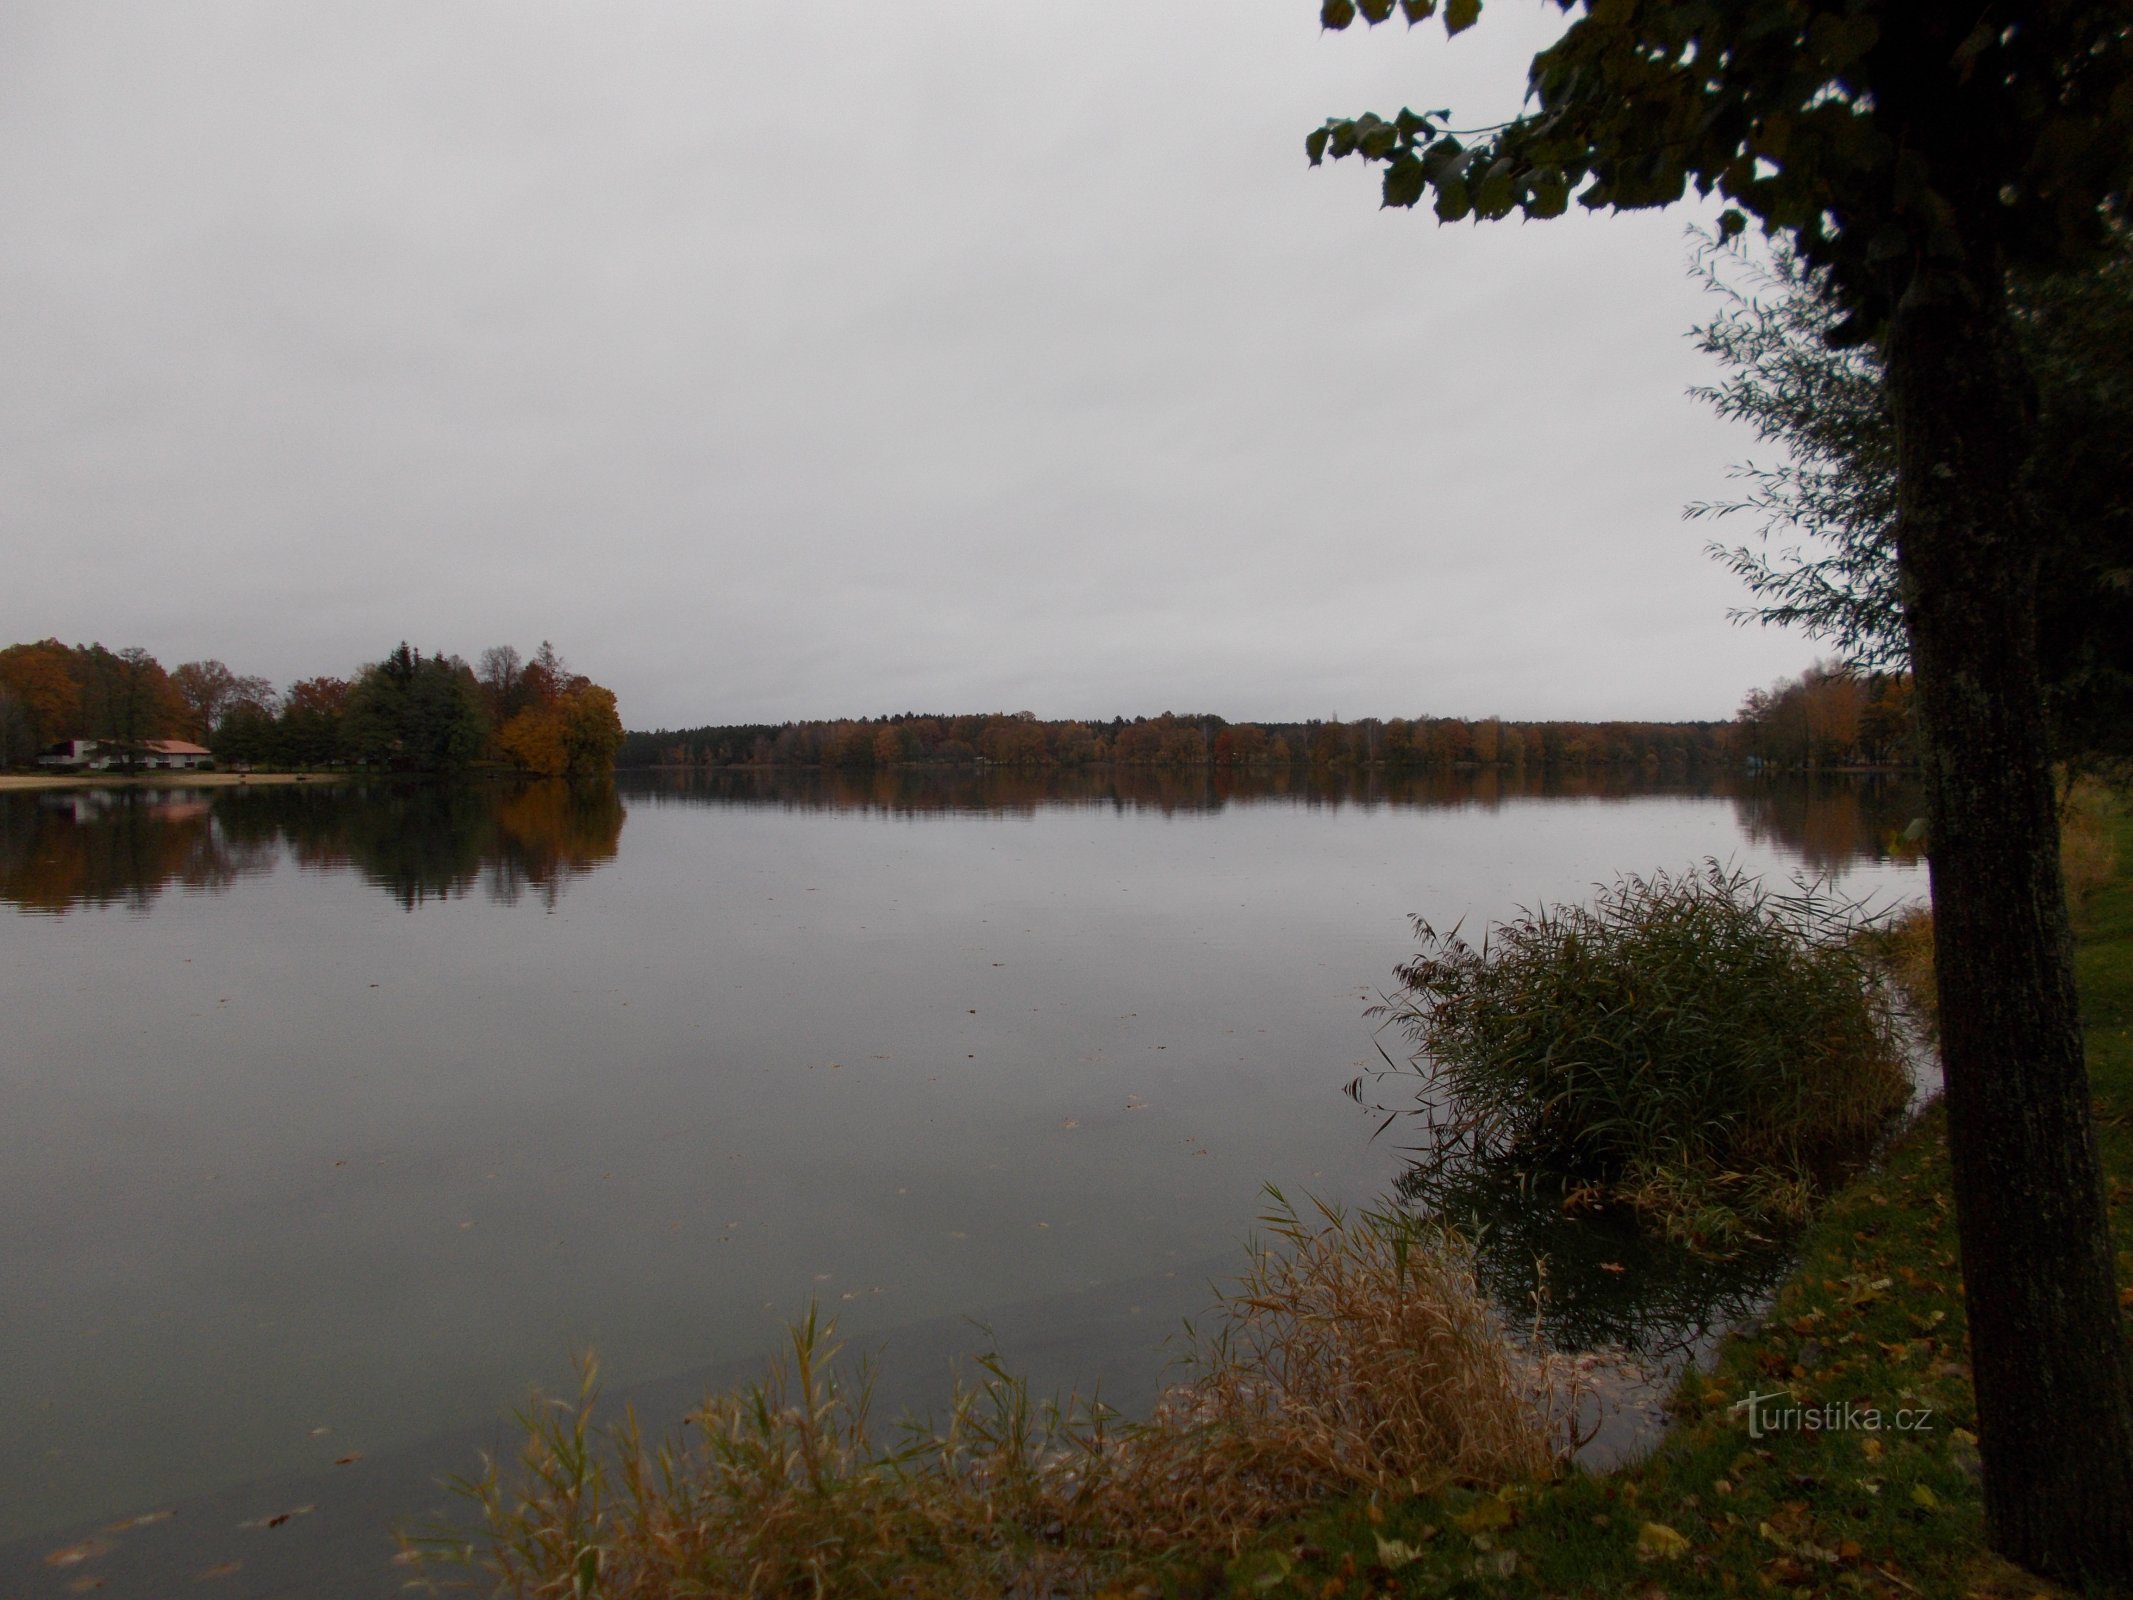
[402,1196,1570,1596]
[1374,862,1911,1248]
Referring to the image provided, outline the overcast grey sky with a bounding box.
[1,2,1825,729]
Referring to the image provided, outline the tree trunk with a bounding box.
[1887,253,2133,1584]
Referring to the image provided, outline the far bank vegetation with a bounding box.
[0,636,622,778]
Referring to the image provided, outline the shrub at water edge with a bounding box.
[1378,862,1911,1251]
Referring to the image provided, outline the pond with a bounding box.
[0,767,1925,1594]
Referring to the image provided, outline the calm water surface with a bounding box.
[0,768,1923,1590]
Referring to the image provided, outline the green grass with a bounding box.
[1231,806,2133,1600]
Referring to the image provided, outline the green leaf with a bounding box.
[1433,175,1472,221]
[1321,0,1357,29]
[1444,0,1480,35]
[1305,126,1332,166]
[1399,0,1435,19]
[1359,0,1396,21]
[1422,134,1466,176]
[1475,158,1516,217]
[1718,207,1747,238]
[1382,153,1427,208]
[1525,170,1571,218]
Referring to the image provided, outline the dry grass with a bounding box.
[401,1195,1571,1597]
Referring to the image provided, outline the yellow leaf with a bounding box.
[1911,1483,1941,1511]
[1374,1535,1426,1570]
[1452,1497,1513,1535]
[1636,1522,1691,1562]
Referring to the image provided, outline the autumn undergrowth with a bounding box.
[400,1195,1578,1597]
[1374,863,1913,1253]
[1232,796,2133,1600]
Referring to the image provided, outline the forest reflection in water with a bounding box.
[0,780,625,914]
[0,766,1921,916]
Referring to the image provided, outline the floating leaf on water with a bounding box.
[240,1505,316,1530]
[103,1509,174,1532]
[44,1541,110,1568]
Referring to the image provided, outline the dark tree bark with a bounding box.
[1887,245,2133,1584]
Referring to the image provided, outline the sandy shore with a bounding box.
[0,771,345,790]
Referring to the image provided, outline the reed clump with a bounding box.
[1376,862,1911,1251]
[402,1195,1569,1597]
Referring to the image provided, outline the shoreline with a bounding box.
[0,771,346,791]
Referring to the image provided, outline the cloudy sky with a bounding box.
[1,1,1824,730]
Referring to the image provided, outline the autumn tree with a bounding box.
[170,660,275,745]
[70,645,183,762]
[1313,0,2133,1577]
[0,640,82,756]
[492,642,623,779]
[278,677,352,768]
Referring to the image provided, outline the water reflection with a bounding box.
[627,763,1929,839]
[0,780,624,914]
[0,769,1920,915]
[1394,1163,1794,1361]
[1730,774,1925,875]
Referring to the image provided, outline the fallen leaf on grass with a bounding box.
[1373,1535,1428,1570]
[333,1452,363,1466]
[1635,1522,1691,1562]
[1451,1497,1513,1536]
[1910,1483,1940,1511]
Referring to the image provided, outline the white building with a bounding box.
[38,739,214,771]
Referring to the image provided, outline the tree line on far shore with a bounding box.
[620,690,1895,775]
[0,638,622,778]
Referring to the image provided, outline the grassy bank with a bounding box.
[1233,798,2133,1600]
